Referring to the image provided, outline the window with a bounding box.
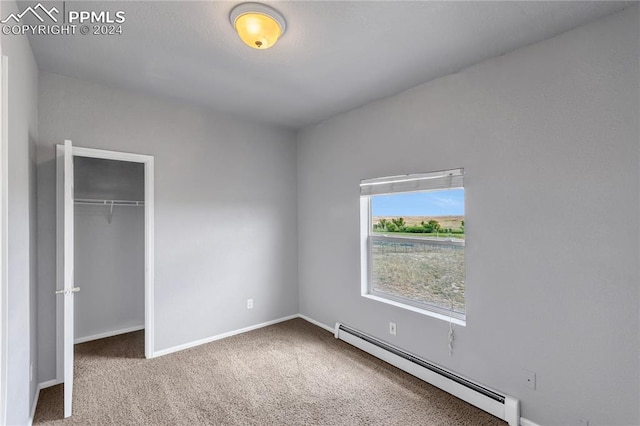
[360,169,465,323]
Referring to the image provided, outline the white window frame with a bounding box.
[360,169,466,326]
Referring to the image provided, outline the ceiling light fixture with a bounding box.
[230,3,287,50]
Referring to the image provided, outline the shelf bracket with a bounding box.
[108,201,114,224]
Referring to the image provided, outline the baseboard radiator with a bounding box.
[334,323,520,426]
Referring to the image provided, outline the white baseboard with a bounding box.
[520,417,540,426]
[298,314,334,333]
[27,379,62,426]
[28,379,64,426]
[153,314,299,358]
[27,385,39,426]
[72,315,332,360]
[74,325,145,344]
[38,378,61,390]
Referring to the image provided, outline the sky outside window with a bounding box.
[371,189,464,217]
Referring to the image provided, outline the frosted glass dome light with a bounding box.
[230,3,287,50]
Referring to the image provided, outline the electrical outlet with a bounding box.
[247,299,253,309]
[522,369,536,390]
[389,322,396,335]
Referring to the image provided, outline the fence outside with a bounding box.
[370,235,465,314]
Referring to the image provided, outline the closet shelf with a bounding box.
[74,198,144,207]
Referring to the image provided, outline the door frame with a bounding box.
[0,48,8,426]
[56,144,155,382]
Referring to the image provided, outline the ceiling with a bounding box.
[22,1,632,129]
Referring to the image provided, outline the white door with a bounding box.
[56,140,78,418]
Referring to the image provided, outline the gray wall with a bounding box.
[297,7,639,426]
[74,206,145,340]
[74,158,145,341]
[1,0,39,424]
[37,72,299,382]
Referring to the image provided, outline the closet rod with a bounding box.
[74,198,145,207]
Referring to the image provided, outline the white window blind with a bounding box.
[360,168,464,196]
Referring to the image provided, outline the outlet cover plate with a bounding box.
[522,369,536,390]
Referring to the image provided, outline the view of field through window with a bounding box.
[370,189,465,314]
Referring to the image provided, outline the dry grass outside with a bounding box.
[372,242,465,313]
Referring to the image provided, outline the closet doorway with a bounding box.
[55,141,154,418]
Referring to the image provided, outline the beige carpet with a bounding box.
[34,318,506,425]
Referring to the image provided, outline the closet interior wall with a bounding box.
[73,157,145,343]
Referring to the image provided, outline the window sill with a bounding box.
[361,293,466,327]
